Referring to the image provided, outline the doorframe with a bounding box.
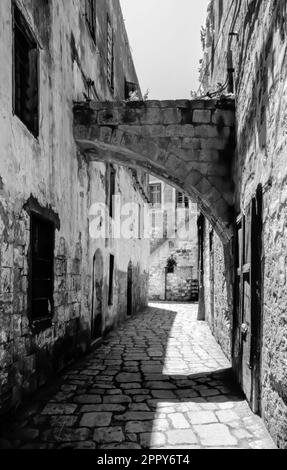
[234,185,263,415]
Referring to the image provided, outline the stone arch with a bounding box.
[91,248,104,340]
[74,98,235,244]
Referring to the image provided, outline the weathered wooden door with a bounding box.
[235,186,263,413]
[91,249,103,340]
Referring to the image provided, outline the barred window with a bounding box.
[31,215,55,323]
[107,15,114,91]
[13,4,39,137]
[176,191,189,208]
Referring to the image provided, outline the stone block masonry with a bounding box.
[200,0,287,448]
[74,97,236,243]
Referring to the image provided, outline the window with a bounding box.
[31,215,55,323]
[108,255,115,306]
[85,0,96,40]
[149,184,162,208]
[107,15,114,91]
[13,4,39,137]
[109,165,116,218]
[176,191,189,208]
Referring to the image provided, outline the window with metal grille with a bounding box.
[13,4,39,137]
[149,184,162,208]
[31,215,55,323]
[176,191,189,208]
[85,0,96,40]
[108,254,114,306]
[107,15,114,91]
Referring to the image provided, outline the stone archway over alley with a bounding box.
[74,98,235,243]
[0,303,275,449]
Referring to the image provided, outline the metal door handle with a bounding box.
[241,323,248,338]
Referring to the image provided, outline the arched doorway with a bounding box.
[91,249,104,340]
[127,261,133,317]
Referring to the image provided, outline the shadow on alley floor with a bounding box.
[0,303,276,449]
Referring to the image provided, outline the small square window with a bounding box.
[13,4,39,137]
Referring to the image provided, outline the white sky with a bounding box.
[120,0,210,100]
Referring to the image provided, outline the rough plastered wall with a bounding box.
[200,0,287,447]
[203,220,231,360]
[0,0,148,413]
[89,163,149,333]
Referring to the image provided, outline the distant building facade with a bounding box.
[148,176,199,302]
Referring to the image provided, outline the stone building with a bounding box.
[198,0,287,449]
[148,176,199,302]
[0,0,149,414]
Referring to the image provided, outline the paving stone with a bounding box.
[121,383,141,389]
[125,421,153,433]
[103,395,131,404]
[93,427,124,444]
[50,416,78,427]
[151,390,177,399]
[43,428,90,443]
[187,411,218,425]
[169,413,190,429]
[175,389,200,398]
[140,432,166,448]
[128,403,151,412]
[216,410,240,423]
[133,395,152,403]
[81,406,124,415]
[116,373,142,383]
[73,395,102,404]
[166,429,198,446]
[145,381,176,390]
[41,404,78,415]
[100,442,141,449]
[80,412,112,427]
[194,424,237,446]
[115,412,154,422]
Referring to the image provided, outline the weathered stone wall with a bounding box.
[203,220,231,360]
[0,0,149,413]
[200,0,287,448]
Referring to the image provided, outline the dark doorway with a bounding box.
[235,185,263,414]
[127,261,133,317]
[91,249,104,341]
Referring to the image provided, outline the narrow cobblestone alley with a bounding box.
[0,303,276,450]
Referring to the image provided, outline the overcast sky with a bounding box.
[120,0,210,100]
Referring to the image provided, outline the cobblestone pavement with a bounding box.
[0,303,276,449]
